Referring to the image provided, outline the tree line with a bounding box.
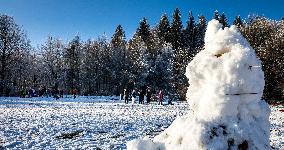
[0,9,283,102]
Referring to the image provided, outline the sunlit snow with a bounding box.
[0,97,282,149]
[0,96,188,149]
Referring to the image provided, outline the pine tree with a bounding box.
[136,18,157,58]
[137,18,151,44]
[110,25,128,94]
[111,25,127,63]
[151,43,174,93]
[233,15,243,28]
[145,28,174,93]
[111,25,127,49]
[213,10,219,21]
[97,35,114,95]
[157,14,171,43]
[170,8,189,100]
[171,8,184,71]
[127,34,149,89]
[195,15,207,51]
[219,12,229,29]
[171,8,184,50]
[183,11,196,57]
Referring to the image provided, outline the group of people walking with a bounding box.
[19,87,79,100]
[123,87,165,105]
[20,87,65,99]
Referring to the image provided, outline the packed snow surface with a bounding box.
[127,19,273,150]
[0,96,188,149]
[0,97,282,149]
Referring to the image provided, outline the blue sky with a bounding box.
[0,0,283,47]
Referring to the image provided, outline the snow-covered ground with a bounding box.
[0,97,282,149]
[270,105,284,149]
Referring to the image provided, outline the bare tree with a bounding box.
[0,14,30,96]
[41,36,64,90]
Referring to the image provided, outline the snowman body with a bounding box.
[127,20,271,150]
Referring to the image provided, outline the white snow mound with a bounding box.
[127,19,271,150]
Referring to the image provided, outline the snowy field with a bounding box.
[0,96,282,149]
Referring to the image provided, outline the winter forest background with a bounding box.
[0,9,284,102]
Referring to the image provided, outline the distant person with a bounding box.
[28,88,33,98]
[38,87,44,97]
[146,88,151,104]
[43,87,48,97]
[124,88,129,104]
[131,89,136,104]
[53,88,59,100]
[32,88,36,97]
[47,88,52,97]
[59,89,64,98]
[138,89,144,104]
[168,93,174,105]
[120,92,123,101]
[158,89,164,105]
[73,89,77,99]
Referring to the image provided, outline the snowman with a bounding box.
[127,19,271,150]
